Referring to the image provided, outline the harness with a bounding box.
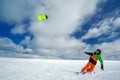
[89,55,98,65]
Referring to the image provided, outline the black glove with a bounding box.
[101,64,104,70]
[84,52,93,56]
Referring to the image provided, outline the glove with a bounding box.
[101,65,104,70]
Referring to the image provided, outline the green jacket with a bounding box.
[93,53,104,65]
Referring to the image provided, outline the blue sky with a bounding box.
[72,0,120,44]
[0,0,120,59]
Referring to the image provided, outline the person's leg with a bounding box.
[87,62,95,72]
[81,62,90,73]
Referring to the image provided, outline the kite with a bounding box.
[37,14,48,22]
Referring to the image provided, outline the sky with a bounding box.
[0,0,120,60]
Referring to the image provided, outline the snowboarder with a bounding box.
[81,49,104,74]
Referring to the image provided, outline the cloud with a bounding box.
[3,0,118,60]
[10,24,26,35]
[0,37,33,54]
[0,37,23,53]
[0,0,39,23]
[20,36,31,45]
[82,17,120,40]
[28,0,101,59]
[112,17,120,27]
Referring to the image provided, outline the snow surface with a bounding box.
[0,57,120,80]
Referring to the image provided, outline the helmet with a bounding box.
[96,49,101,53]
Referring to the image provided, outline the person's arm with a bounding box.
[98,55,104,70]
[84,52,93,56]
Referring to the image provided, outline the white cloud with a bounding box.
[0,37,23,53]
[28,0,101,58]
[82,17,120,40]
[112,17,120,27]
[0,0,39,23]
[0,37,33,55]
[10,24,26,35]
[2,0,116,59]
[20,36,31,45]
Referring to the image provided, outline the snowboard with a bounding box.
[75,71,95,75]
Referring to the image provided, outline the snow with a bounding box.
[0,57,120,80]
